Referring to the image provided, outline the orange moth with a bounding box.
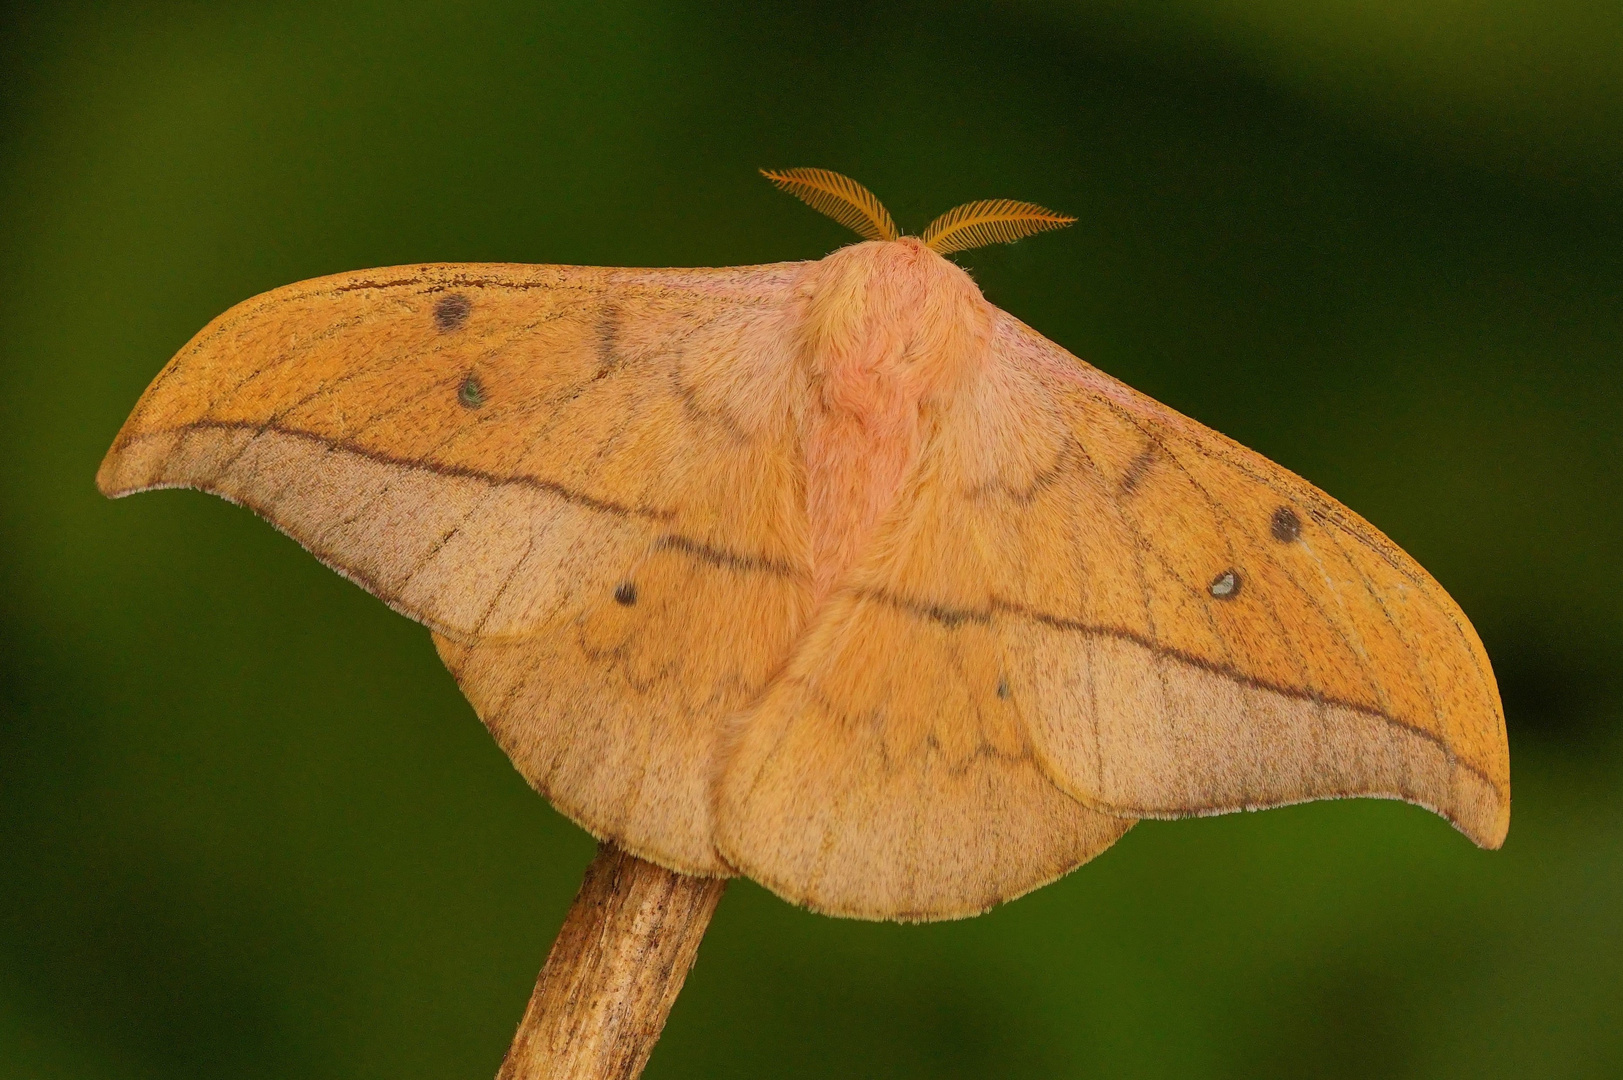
[98,167,1508,1072]
[99,167,1508,918]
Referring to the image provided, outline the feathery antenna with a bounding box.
[761,168,899,242]
[919,199,1075,255]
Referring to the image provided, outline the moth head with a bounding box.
[762,167,1075,255]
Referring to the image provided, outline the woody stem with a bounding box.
[496,842,727,1080]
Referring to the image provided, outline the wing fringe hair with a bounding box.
[762,168,900,243]
[920,199,1075,254]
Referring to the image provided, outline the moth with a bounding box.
[99,169,1509,921]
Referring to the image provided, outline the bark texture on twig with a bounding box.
[498,843,727,1080]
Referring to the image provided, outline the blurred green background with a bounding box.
[3,1,1621,1077]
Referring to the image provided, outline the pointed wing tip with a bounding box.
[1464,799,1511,850]
[96,426,170,500]
[96,444,133,498]
[1443,762,1509,849]
[1456,817,1508,851]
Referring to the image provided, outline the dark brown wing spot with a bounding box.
[1208,569,1240,600]
[1270,505,1302,542]
[457,374,485,409]
[996,678,1010,700]
[614,582,637,606]
[434,294,472,332]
